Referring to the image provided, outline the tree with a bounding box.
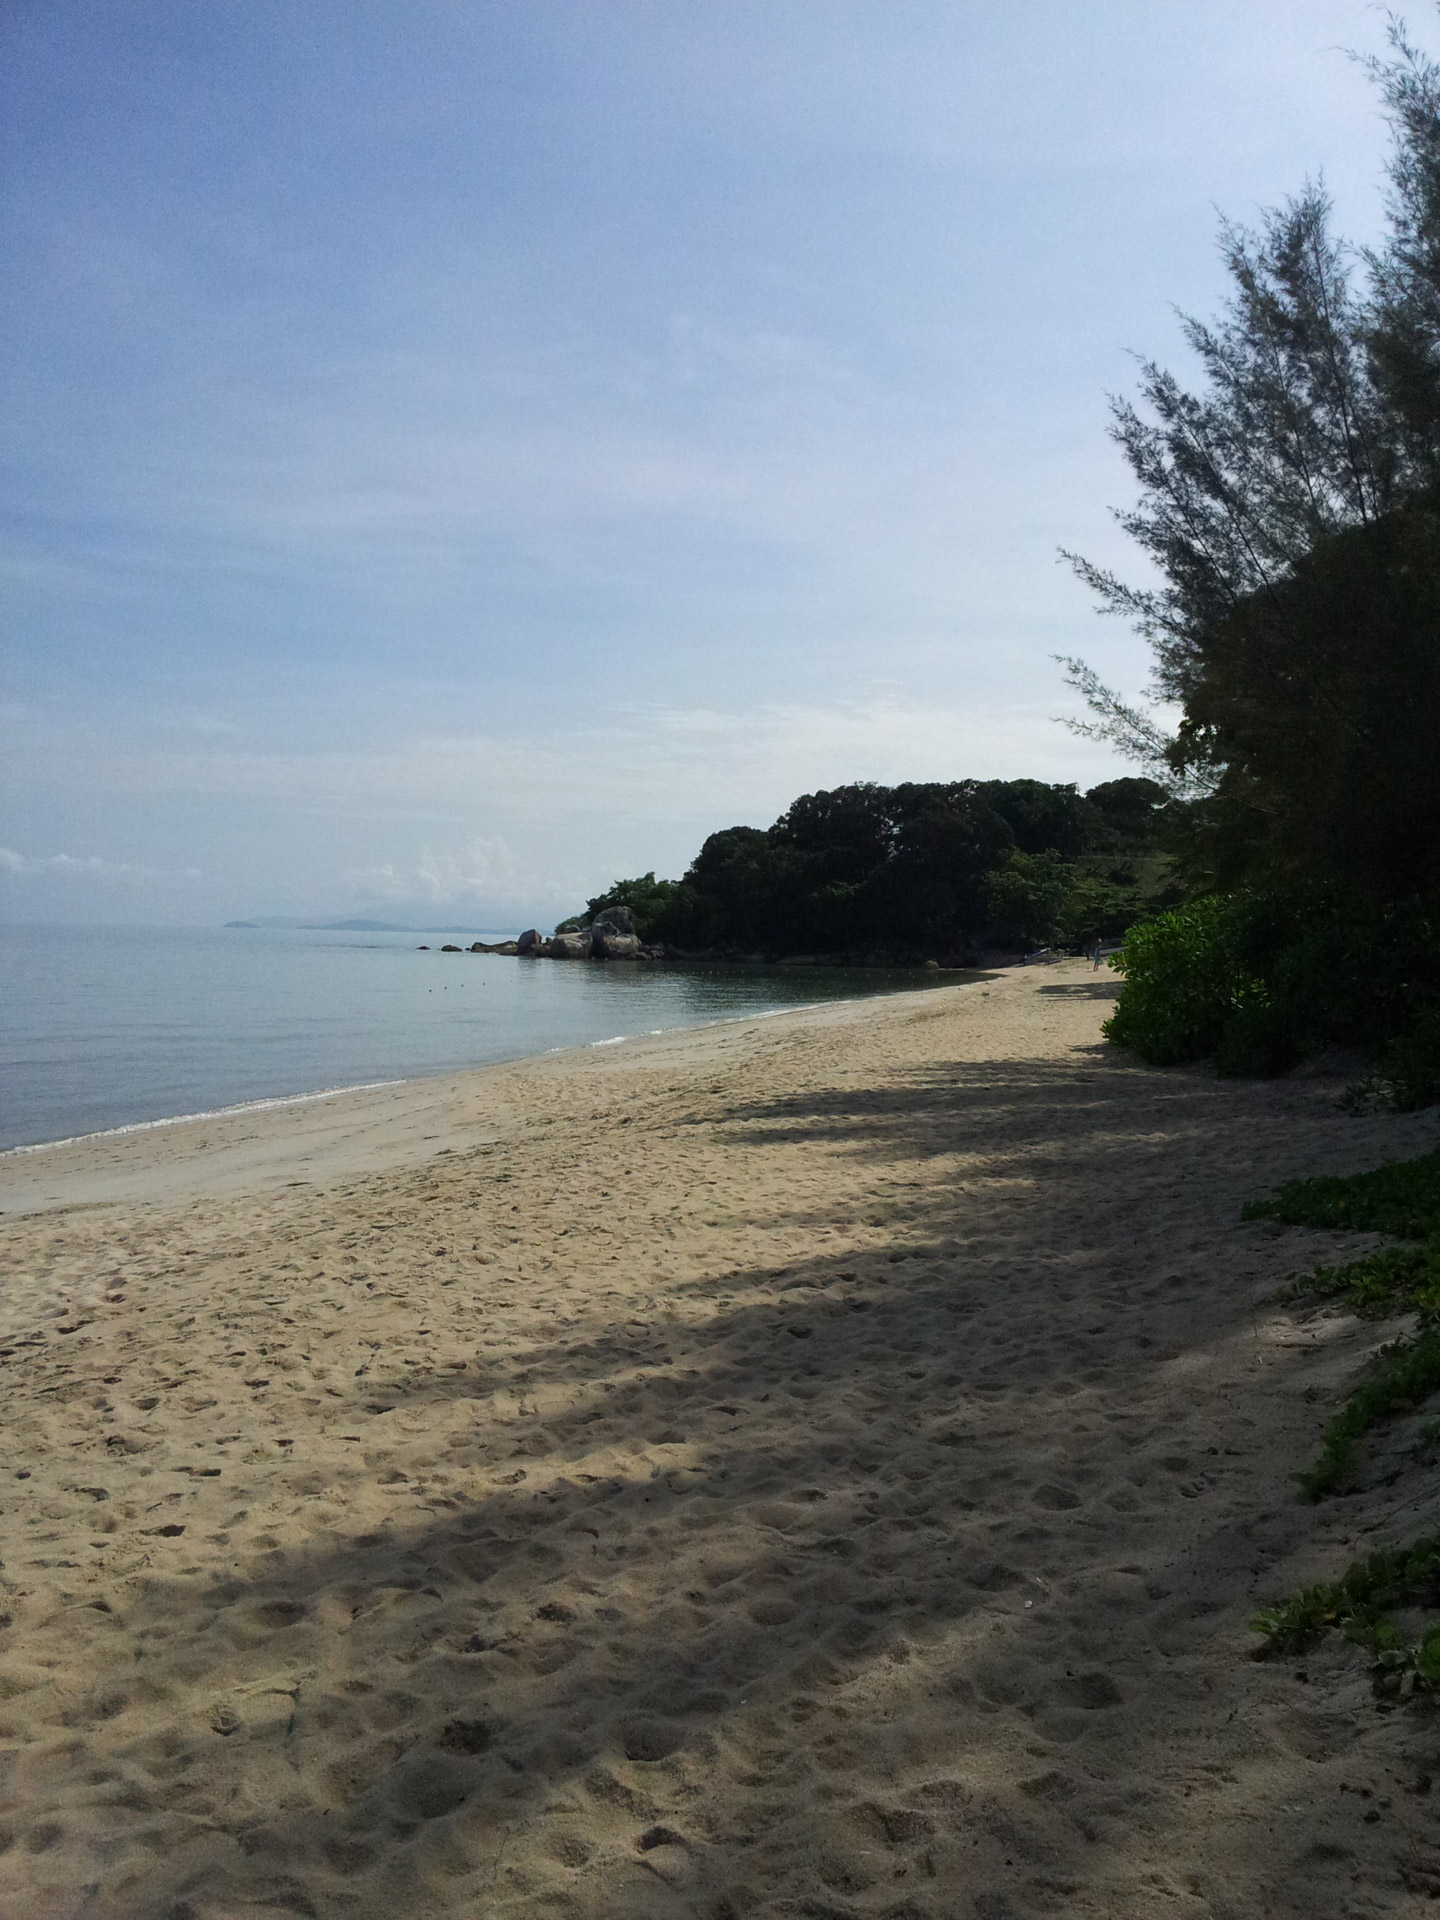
[583,872,682,940]
[977,779,1090,858]
[982,851,1073,948]
[1061,16,1440,893]
[1063,14,1440,1099]
[1083,778,1170,844]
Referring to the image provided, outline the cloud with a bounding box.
[0,847,202,884]
[343,835,526,904]
[0,687,1139,925]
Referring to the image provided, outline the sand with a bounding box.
[3,959,1440,1920]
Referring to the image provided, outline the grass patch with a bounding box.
[1244,1147,1440,1238]
[1301,1327,1440,1498]
[1254,1535,1440,1694]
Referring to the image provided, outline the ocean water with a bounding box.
[0,923,958,1152]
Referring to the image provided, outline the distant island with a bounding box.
[223,918,518,935]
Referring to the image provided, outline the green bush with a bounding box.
[1106,885,1440,1096]
[1213,1000,1297,1078]
[1366,1009,1440,1114]
[1102,896,1271,1066]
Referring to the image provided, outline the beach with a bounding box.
[3,958,1439,1919]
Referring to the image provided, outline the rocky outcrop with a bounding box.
[419,914,664,962]
[591,905,636,937]
[548,930,591,959]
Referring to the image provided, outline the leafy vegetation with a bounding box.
[575,776,1180,961]
[1254,1536,1440,1695]
[1247,1147,1440,1494]
[1101,886,1440,1091]
[1252,1148,1440,1679]
[1299,1327,1440,1498]
[1067,23,1440,1105]
[573,872,683,941]
[1284,1242,1440,1320]
[1245,1148,1440,1239]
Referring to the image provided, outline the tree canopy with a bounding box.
[575,777,1177,959]
[1065,17,1440,899]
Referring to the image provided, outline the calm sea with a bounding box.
[0,924,955,1152]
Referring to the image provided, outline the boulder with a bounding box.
[549,929,590,959]
[440,943,462,953]
[516,928,542,955]
[592,905,636,937]
[594,931,641,959]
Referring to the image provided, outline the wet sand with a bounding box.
[2,960,1439,1919]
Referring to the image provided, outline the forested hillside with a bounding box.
[565,776,1180,962]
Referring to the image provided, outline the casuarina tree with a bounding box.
[1062,16,1440,898]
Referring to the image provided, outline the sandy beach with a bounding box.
[3,959,1440,1920]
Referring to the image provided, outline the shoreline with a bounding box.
[0,966,988,1170]
[5,958,1438,1917]
[0,1077,411,1159]
[0,975,993,1217]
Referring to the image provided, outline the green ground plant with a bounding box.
[1283,1242,1440,1319]
[1254,1536,1440,1695]
[1249,1148,1440,1495]
[1244,1147,1440,1239]
[1300,1328,1440,1498]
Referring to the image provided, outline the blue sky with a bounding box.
[0,0,1414,925]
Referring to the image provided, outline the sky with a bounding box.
[0,0,1422,927]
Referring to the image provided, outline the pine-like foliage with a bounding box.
[1066,17,1440,895]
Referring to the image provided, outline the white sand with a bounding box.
[2,961,1439,1919]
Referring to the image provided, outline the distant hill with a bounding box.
[223,916,409,931]
[223,917,519,935]
[313,918,410,932]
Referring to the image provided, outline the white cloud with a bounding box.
[343,835,525,903]
[0,847,202,884]
[7,689,1129,823]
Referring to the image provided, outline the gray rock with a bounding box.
[592,905,636,936]
[516,928,542,955]
[594,931,641,959]
[549,929,590,958]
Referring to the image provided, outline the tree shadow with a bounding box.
[1035,980,1122,1001]
[16,1052,1437,1919]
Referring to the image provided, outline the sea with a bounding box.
[0,923,956,1153]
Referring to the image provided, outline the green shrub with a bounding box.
[1357,1008,1440,1114]
[1103,895,1273,1066]
[1105,885,1440,1097]
[1214,1000,1297,1078]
